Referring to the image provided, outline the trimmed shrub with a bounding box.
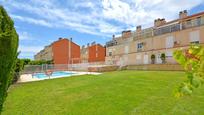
[160,53,166,64]
[151,54,155,64]
[0,6,19,112]
[12,58,24,83]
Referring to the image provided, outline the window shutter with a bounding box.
[166,36,174,48]
[189,31,200,42]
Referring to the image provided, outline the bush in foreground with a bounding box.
[173,45,204,97]
[0,6,18,112]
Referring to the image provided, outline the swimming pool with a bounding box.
[33,71,75,79]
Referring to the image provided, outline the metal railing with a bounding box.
[21,62,112,74]
[182,17,204,29]
[154,23,180,36]
[106,40,118,47]
[133,28,153,40]
[106,17,204,48]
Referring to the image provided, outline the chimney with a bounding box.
[82,45,85,49]
[112,34,115,40]
[179,10,188,19]
[122,30,131,38]
[136,25,142,32]
[58,37,63,40]
[154,18,166,27]
[91,41,96,46]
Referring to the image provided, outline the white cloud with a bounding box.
[18,31,32,40]
[18,46,43,53]
[101,0,203,27]
[2,0,203,36]
[11,14,53,28]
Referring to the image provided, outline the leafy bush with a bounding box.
[0,6,18,112]
[21,58,31,65]
[173,45,204,97]
[28,60,53,65]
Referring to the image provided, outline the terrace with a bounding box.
[154,23,181,36]
[106,16,204,48]
[182,16,204,29]
[133,28,153,40]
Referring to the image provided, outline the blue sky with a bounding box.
[0,0,204,59]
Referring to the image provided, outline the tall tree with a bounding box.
[0,6,19,112]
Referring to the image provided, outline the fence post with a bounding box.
[41,64,43,73]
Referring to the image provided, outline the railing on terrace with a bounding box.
[106,17,204,47]
[106,40,117,47]
[106,37,133,47]
[182,17,204,29]
[133,28,153,40]
[154,23,180,36]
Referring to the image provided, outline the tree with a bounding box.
[21,58,31,65]
[173,45,204,97]
[160,53,166,64]
[0,6,19,112]
[151,54,156,64]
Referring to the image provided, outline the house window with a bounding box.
[197,17,201,25]
[186,19,191,25]
[189,31,200,43]
[109,52,112,56]
[137,43,143,51]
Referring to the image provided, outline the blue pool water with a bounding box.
[33,71,75,79]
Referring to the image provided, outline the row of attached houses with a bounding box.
[105,10,204,66]
[34,38,105,64]
[81,42,106,63]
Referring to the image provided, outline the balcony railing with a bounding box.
[106,17,204,47]
[154,23,180,36]
[182,17,204,29]
[106,37,133,47]
[106,40,117,47]
[133,28,153,40]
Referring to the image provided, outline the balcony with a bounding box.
[182,17,204,29]
[133,28,153,40]
[154,23,180,36]
[106,40,117,47]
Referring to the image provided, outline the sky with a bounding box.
[0,0,204,59]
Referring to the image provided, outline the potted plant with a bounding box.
[151,54,156,64]
[160,53,166,64]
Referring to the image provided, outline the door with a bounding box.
[156,53,162,64]
[143,54,148,64]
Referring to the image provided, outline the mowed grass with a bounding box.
[2,70,204,115]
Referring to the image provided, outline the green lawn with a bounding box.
[2,70,204,115]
